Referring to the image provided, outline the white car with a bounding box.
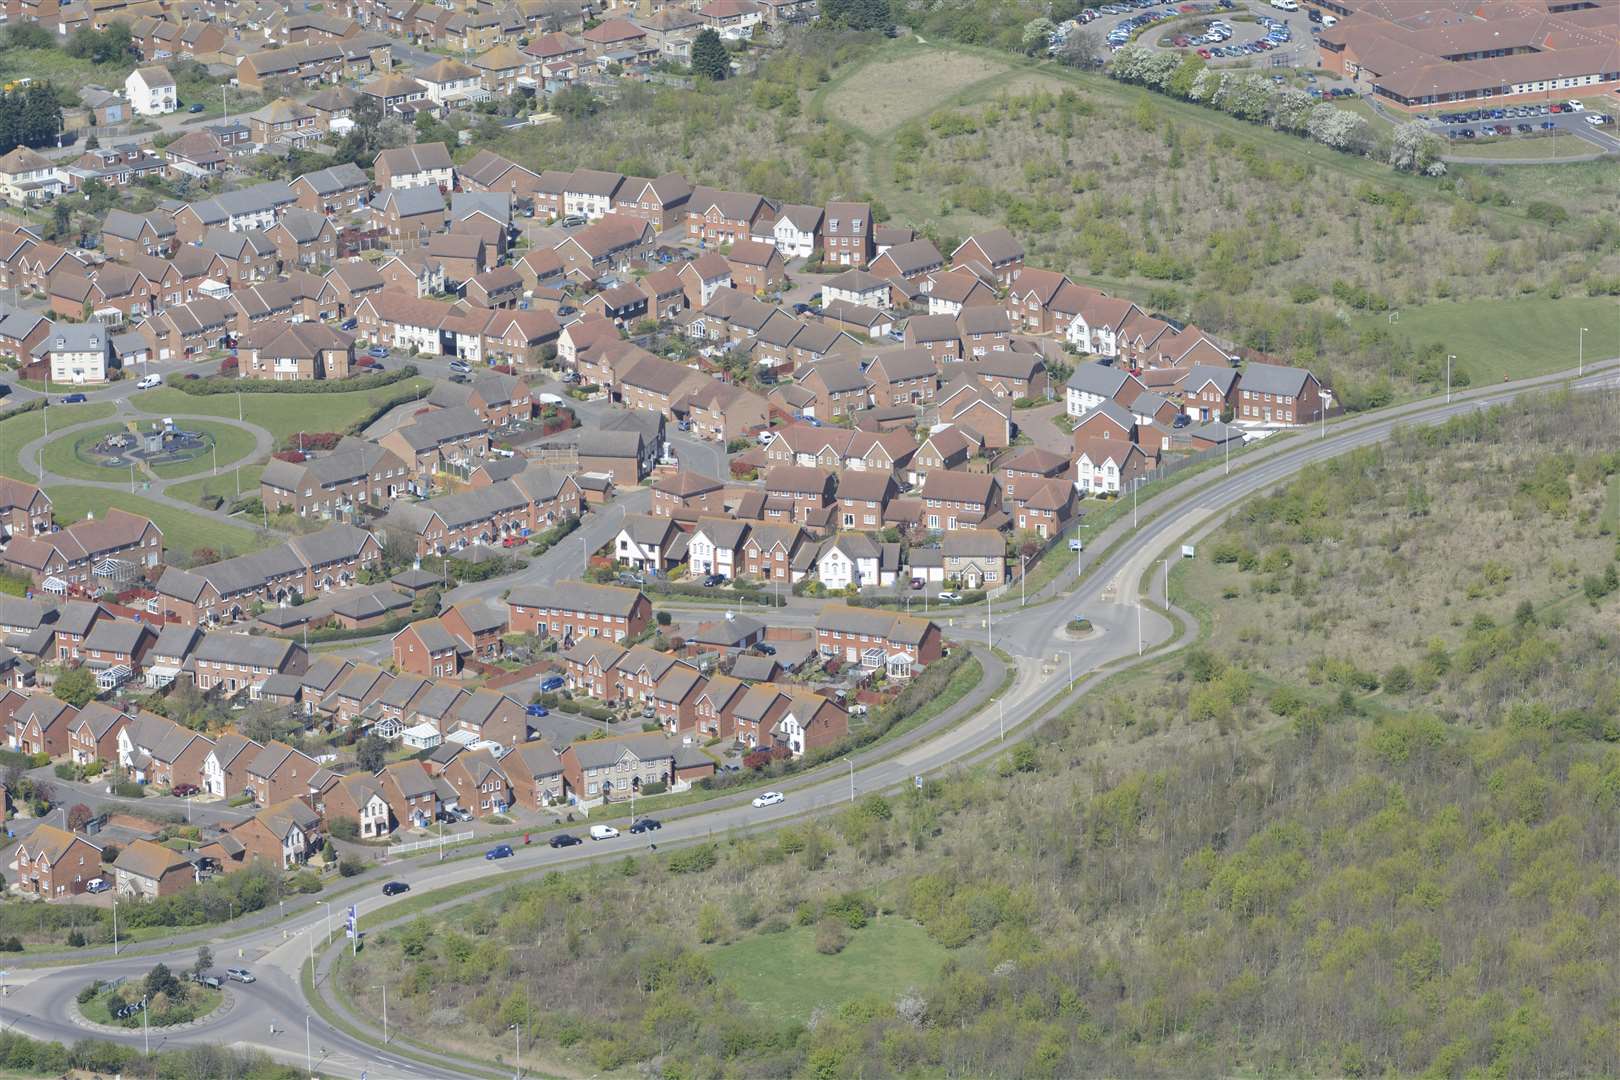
[588,824,620,840]
[135,373,162,390]
[1565,100,1585,112]
[752,791,785,808]
[447,359,472,374]
[1584,113,1607,126]
[936,591,962,603]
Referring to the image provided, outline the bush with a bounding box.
[111,781,145,799]
[338,856,365,878]
[76,980,101,1004]
[172,366,417,397]
[639,781,667,796]
[667,843,719,874]
[329,817,359,842]
[813,917,850,955]
[53,763,76,780]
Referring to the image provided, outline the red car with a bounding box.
[1197,47,1212,58]
[1549,103,1563,113]
[172,784,199,797]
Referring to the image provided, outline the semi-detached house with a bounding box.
[815,604,942,679]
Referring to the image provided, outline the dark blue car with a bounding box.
[485,844,514,860]
[540,675,565,692]
[525,703,549,717]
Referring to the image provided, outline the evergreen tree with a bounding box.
[691,29,730,81]
[0,99,20,157]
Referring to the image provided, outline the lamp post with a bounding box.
[1447,354,1455,404]
[843,757,853,802]
[321,901,333,945]
[985,587,992,650]
[1579,326,1588,376]
[112,901,118,956]
[306,1015,312,1076]
[373,985,388,1044]
[509,1022,522,1078]
[1019,553,1029,607]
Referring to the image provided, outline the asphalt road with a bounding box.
[1,357,1613,1078]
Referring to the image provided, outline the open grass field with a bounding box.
[0,402,116,478]
[821,48,1013,134]
[130,379,431,443]
[37,420,258,483]
[46,486,271,559]
[166,464,265,509]
[710,917,950,1023]
[1355,294,1620,384]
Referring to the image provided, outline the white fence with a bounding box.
[391,830,473,855]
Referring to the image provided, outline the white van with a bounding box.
[589,825,620,840]
[1321,13,1337,26]
[1270,0,1299,9]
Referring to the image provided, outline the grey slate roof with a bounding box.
[1238,362,1314,397]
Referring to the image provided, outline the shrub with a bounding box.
[111,781,145,799]
[338,856,365,878]
[639,781,667,796]
[329,817,359,842]
[667,843,719,874]
[76,980,101,1003]
[813,917,850,955]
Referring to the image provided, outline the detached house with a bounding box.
[815,605,942,679]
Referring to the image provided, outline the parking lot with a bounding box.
[1426,100,1618,149]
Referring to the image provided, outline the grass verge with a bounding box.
[45,486,270,558]
[130,379,432,442]
[0,402,116,478]
[1356,295,1620,384]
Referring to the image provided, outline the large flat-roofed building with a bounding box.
[1315,0,1620,111]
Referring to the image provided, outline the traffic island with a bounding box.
[71,966,231,1035]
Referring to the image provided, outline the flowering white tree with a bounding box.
[1271,87,1316,133]
[1388,121,1445,174]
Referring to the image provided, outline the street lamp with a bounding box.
[1447,354,1455,404]
[1019,553,1030,607]
[321,900,333,945]
[842,756,854,803]
[509,1022,523,1078]
[112,900,118,956]
[373,984,389,1044]
[1579,326,1588,376]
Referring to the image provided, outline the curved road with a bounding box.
[0,357,1615,1078]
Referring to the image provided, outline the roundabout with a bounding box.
[41,418,261,483]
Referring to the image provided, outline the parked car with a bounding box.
[447,359,472,374]
[85,877,110,894]
[60,393,88,404]
[449,373,469,384]
[171,783,198,797]
[589,824,620,840]
[628,818,661,834]
[548,833,582,848]
[135,373,162,390]
[752,791,785,808]
[1585,113,1608,126]
[368,346,389,359]
[188,103,206,113]
[525,703,549,717]
[339,318,358,331]
[754,643,777,656]
[540,675,565,692]
[937,591,963,603]
[225,968,255,983]
[193,973,224,989]
[381,881,410,896]
[485,844,514,860]
[1069,538,1084,552]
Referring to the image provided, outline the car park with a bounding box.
[485,844,514,860]
[135,373,162,389]
[549,833,582,848]
[589,825,620,840]
[226,968,255,983]
[628,818,661,833]
[382,881,410,896]
[752,791,785,808]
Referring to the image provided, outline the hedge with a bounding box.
[169,365,418,397]
[291,598,441,644]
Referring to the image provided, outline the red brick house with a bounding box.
[506,582,651,643]
[13,824,102,899]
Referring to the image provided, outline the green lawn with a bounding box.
[167,465,265,509]
[709,918,949,1023]
[1358,295,1620,384]
[46,486,271,559]
[38,420,258,482]
[130,379,432,443]
[1444,133,1597,161]
[0,403,117,479]
[0,47,131,89]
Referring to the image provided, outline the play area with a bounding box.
[80,419,213,471]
